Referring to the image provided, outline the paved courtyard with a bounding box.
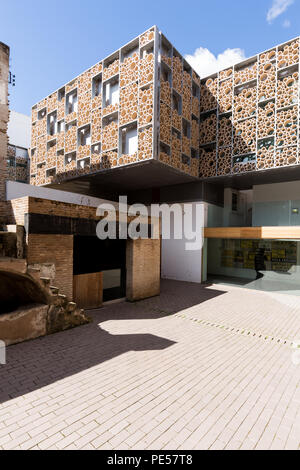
[0,280,299,450]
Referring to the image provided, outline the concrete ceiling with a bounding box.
[48,160,199,200]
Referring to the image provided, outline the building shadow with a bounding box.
[95,279,227,322]
[0,279,227,403]
[0,325,175,404]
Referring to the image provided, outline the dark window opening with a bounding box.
[232,193,238,212]
[73,236,127,302]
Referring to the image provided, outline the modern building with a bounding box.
[29,26,200,195]
[27,27,300,295]
[1,25,300,324]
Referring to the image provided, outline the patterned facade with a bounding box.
[30,31,300,186]
[158,35,200,177]
[200,37,300,178]
[30,27,201,186]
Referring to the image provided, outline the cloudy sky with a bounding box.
[2,0,300,115]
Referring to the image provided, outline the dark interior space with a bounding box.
[118,180,224,206]
[73,236,126,301]
[0,271,48,314]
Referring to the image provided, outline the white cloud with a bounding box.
[283,19,291,27]
[185,47,246,78]
[267,0,294,23]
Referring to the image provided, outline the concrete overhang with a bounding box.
[201,164,300,191]
[46,160,199,199]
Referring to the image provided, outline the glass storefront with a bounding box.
[207,238,300,295]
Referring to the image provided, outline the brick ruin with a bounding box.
[0,195,161,345]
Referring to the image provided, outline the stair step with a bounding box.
[50,286,59,295]
[40,277,51,286]
[28,267,40,272]
[66,302,77,313]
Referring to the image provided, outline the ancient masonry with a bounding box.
[30,27,201,185]
[30,29,300,184]
[0,42,9,221]
[200,37,300,177]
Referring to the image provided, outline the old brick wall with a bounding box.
[10,197,30,225]
[0,42,9,224]
[9,196,161,301]
[126,238,161,302]
[27,234,74,299]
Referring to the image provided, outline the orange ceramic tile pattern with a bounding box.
[30,31,300,185]
[30,28,158,185]
[199,37,300,176]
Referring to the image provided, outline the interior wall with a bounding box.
[253,181,300,226]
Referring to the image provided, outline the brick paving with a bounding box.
[0,280,299,450]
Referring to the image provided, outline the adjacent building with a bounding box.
[7,111,31,184]
[0,41,9,222]
[0,43,30,224]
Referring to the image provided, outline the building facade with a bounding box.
[30,26,200,188]
[30,28,300,188]
[199,37,299,177]
[26,28,300,294]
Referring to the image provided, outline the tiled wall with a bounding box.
[30,27,157,186]
[199,37,300,177]
[158,36,201,177]
[31,32,300,186]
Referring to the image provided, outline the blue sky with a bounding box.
[2,0,300,115]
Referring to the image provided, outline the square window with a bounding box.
[66,90,78,115]
[121,124,138,155]
[92,74,102,98]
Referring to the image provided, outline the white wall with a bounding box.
[6,181,119,209]
[7,111,31,149]
[253,181,300,226]
[161,202,205,283]
[253,181,300,203]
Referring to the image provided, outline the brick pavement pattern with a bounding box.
[0,280,299,450]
